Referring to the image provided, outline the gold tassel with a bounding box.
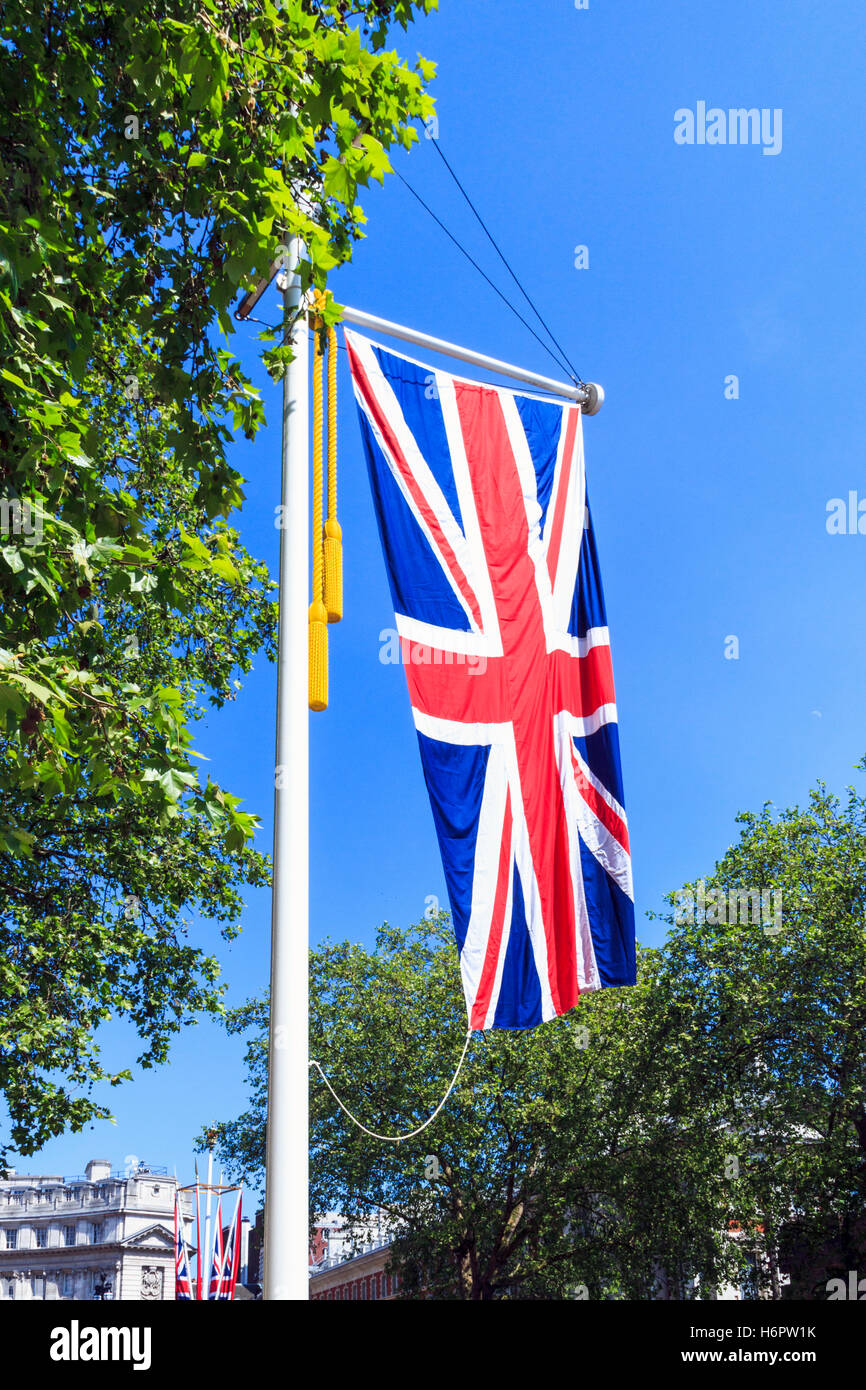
[324,321,342,623]
[323,518,342,624]
[308,599,328,713]
[309,301,328,711]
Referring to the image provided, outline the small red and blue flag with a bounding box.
[208,1198,224,1300]
[174,1194,193,1300]
[216,1196,242,1301]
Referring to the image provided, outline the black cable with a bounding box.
[394,170,581,386]
[429,140,584,385]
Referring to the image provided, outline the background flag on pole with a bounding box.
[217,1193,243,1300]
[174,1195,193,1300]
[208,1197,224,1300]
[346,329,635,1030]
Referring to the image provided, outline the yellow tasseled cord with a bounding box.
[323,319,342,624]
[308,311,328,712]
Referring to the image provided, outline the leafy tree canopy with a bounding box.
[213,774,866,1299]
[0,0,436,1160]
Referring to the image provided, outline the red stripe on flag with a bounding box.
[401,640,509,724]
[570,747,631,854]
[550,643,616,720]
[401,642,615,726]
[545,407,580,589]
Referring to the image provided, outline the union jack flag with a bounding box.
[174,1195,193,1300]
[347,330,635,1029]
[216,1196,242,1301]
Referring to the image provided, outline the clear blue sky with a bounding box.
[18,0,866,1193]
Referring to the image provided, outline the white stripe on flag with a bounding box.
[346,331,482,634]
[549,411,586,632]
[459,743,511,1022]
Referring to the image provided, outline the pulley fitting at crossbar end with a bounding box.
[579,382,604,416]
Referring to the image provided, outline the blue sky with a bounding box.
[17,0,866,1195]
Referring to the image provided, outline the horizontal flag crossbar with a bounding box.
[340,305,604,414]
[177,1183,242,1194]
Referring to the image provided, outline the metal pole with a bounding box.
[340,304,604,413]
[263,235,310,1301]
[203,1142,214,1294]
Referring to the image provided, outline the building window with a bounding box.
[36,1227,47,1248]
[64,1226,75,1247]
[91,1222,102,1244]
[62,1274,73,1296]
[4,1229,16,1250]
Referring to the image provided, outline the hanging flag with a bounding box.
[217,1194,243,1300]
[346,330,635,1030]
[174,1195,194,1300]
[208,1198,224,1300]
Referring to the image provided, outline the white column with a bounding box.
[263,236,310,1300]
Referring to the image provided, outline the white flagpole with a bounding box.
[263,234,310,1301]
[203,1142,214,1294]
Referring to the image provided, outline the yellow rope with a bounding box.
[308,305,328,712]
[323,319,342,624]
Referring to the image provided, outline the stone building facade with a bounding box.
[309,1241,400,1300]
[309,1211,399,1300]
[0,1158,195,1301]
